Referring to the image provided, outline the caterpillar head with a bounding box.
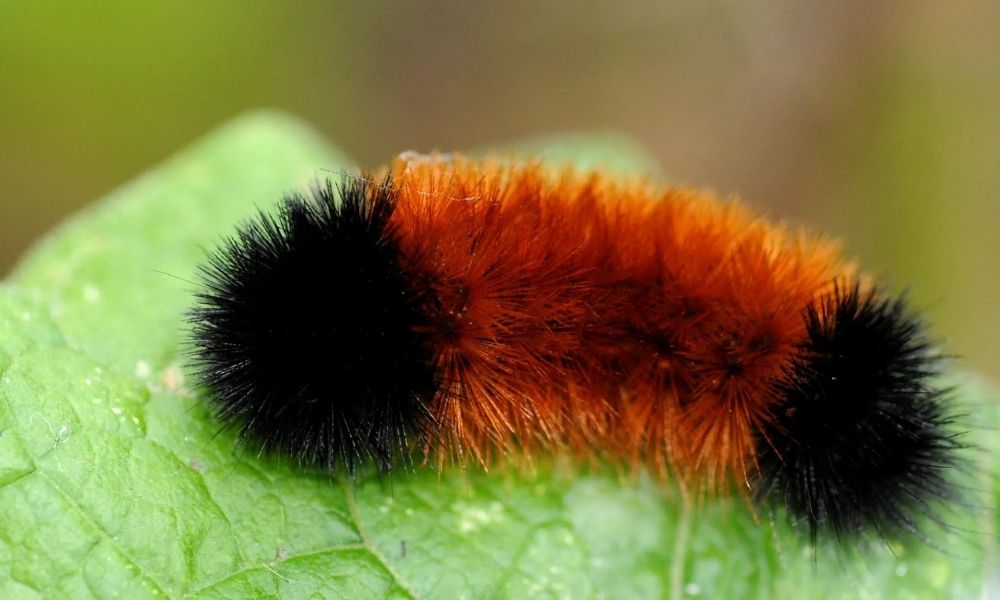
[189,177,436,471]
[755,285,958,542]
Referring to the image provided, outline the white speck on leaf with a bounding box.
[162,365,183,392]
[54,425,70,444]
[135,360,151,379]
[455,500,505,533]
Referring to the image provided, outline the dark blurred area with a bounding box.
[1,2,998,377]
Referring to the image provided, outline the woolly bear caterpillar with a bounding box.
[189,154,958,542]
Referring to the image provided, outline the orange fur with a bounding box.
[384,155,853,491]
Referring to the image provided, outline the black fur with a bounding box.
[755,284,959,542]
[189,176,437,471]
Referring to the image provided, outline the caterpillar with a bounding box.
[189,153,958,542]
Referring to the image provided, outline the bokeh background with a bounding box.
[1,2,998,377]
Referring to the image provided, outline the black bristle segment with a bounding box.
[189,175,437,472]
[755,284,959,542]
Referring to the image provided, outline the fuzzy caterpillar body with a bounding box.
[191,154,957,541]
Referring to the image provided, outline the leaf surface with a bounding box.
[0,112,995,599]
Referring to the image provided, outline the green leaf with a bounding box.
[1,112,996,599]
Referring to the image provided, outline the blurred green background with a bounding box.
[1,2,997,378]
